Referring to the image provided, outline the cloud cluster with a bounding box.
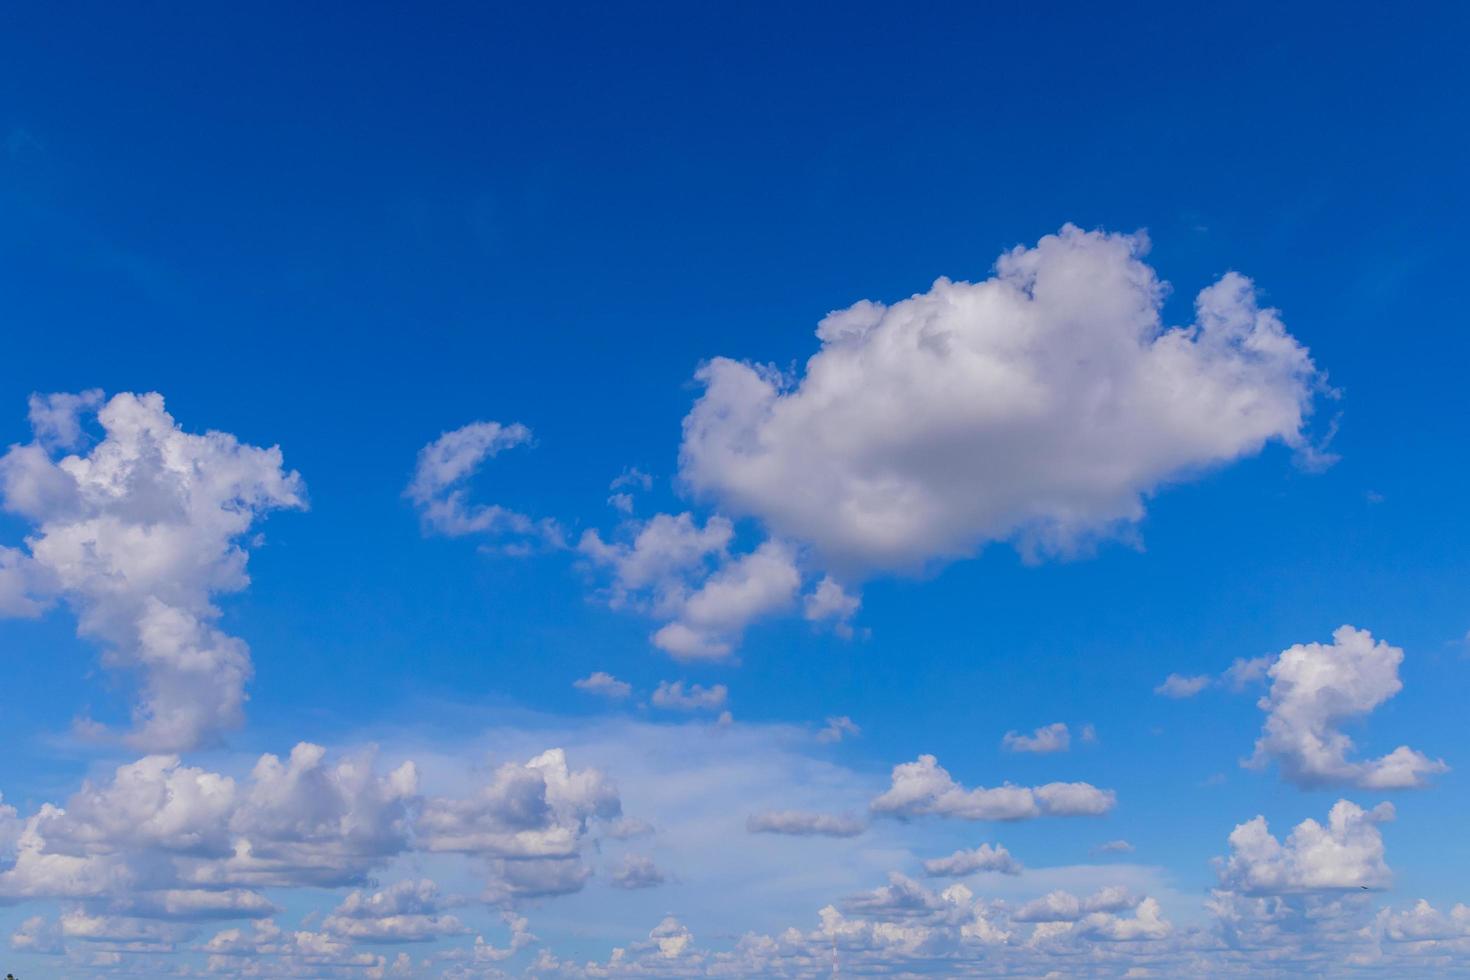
[0,741,620,960]
[0,391,304,750]
[679,225,1323,574]
[871,755,1115,821]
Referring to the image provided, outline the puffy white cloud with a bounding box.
[1002,722,1071,754]
[649,540,800,660]
[649,681,727,712]
[815,715,860,744]
[746,810,867,838]
[921,843,1022,877]
[0,391,305,750]
[1248,626,1447,789]
[871,755,1115,821]
[1217,799,1395,894]
[573,671,632,700]
[405,420,562,547]
[1154,673,1213,698]
[321,878,467,943]
[609,853,667,890]
[581,513,798,659]
[679,225,1324,574]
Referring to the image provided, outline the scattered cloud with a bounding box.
[650,681,728,712]
[1003,722,1071,754]
[573,671,632,700]
[1155,673,1213,699]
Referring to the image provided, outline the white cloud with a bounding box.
[649,539,800,660]
[608,853,667,890]
[0,391,304,751]
[573,671,632,700]
[815,715,861,743]
[1096,839,1136,855]
[405,420,561,547]
[678,225,1324,574]
[1003,722,1071,753]
[870,755,1115,820]
[1217,799,1395,894]
[921,843,1022,877]
[1248,626,1447,789]
[746,810,867,838]
[581,514,798,659]
[650,680,727,712]
[1154,673,1213,698]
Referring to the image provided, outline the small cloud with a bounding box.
[816,716,861,743]
[608,854,666,890]
[1094,839,1135,855]
[1002,722,1070,754]
[651,681,728,712]
[1154,673,1212,698]
[573,671,632,700]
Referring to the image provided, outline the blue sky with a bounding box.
[1,3,1469,977]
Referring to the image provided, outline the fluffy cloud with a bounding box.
[406,420,562,548]
[0,391,304,750]
[573,671,632,700]
[1248,626,1446,789]
[679,225,1324,574]
[871,755,1115,820]
[580,513,799,660]
[745,810,867,838]
[921,843,1022,877]
[649,681,727,712]
[1217,799,1395,894]
[1002,722,1071,753]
